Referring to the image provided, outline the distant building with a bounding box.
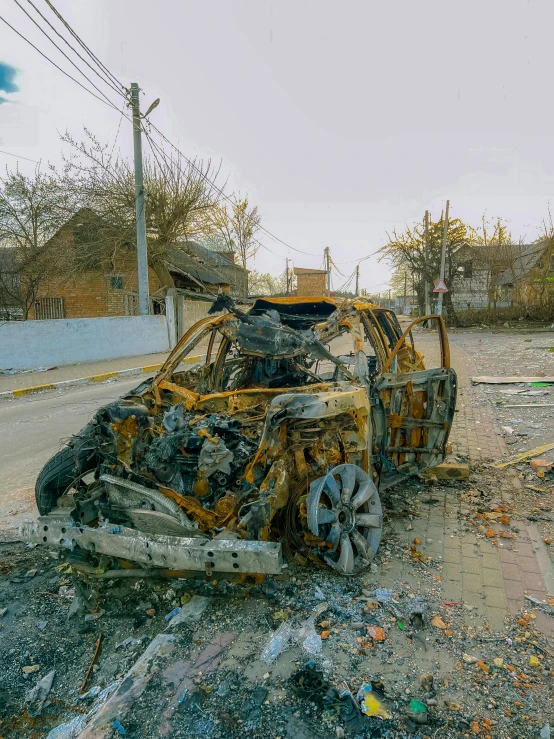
[293,267,327,296]
[450,241,553,311]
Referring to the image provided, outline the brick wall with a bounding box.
[296,272,327,296]
[31,256,162,319]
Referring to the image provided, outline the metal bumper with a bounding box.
[20,517,283,575]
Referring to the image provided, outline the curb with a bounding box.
[0,355,204,401]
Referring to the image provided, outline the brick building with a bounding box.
[26,209,248,319]
[293,267,328,296]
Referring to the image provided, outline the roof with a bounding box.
[165,246,230,286]
[293,267,327,275]
[492,243,548,286]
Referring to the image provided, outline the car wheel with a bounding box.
[35,430,97,515]
[306,464,383,575]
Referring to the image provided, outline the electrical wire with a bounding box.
[146,121,319,257]
[0,149,40,163]
[0,12,122,112]
[13,0,123,109]
[25,0,125,98]
[5,3,315,265]
[42,0,127,94]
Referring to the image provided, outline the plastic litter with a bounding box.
[46,716,87,739]
[357,684,390,719]
[541,724,551,739]
[165,607,181,621]
[113,720,126,735]
[260,616,326,664]
[26,670,55,717]
[260,620,293,663]
[407,699,428,725]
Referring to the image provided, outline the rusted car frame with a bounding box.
[23,297,456,577]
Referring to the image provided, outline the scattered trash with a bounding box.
[420,673,433,692]
[22,665,40,674]
[36,620,48,631]
[26,669,55,717]
[541,724,551,739]
[116,637,144,650]
[524,595,554,616]
[357,683,390,719]
[530,458,553,478]
[113,719,126,735]
[166,596,210,628]
[0,607,7,618]
[80,633,103,694]
[260,621,293,664]
[430,615,447,629]
[444,700,461,711]
[367,625,386,641]
[407,699,428,724]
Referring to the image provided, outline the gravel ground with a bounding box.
[1,467,553,739]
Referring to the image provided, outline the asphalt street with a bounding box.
[0,376,148,540]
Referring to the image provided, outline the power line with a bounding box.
[0,149,40,163]
[146,121,319,257]
[13,0,123,109]
[24,0,125,98]
[0,12,122,112]
[43,0,126,94]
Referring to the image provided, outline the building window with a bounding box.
[110,275,124,290]
[463,261,473,279]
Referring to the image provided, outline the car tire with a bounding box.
[35,432,97,515]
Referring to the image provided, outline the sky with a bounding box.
[1,0,554,295]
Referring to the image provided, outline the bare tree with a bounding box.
[60,129,223,288]
[248,269,289,296]
[380,211,471,325]
[208,196,261,269]
[0,167,74,318]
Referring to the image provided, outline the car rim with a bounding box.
[306,464,382,575]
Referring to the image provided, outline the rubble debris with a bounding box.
[495,441,554,468]
[471,376,554,384]
[530,458,553,478]
[80,633,103,694]
[432,462,470,480]
[22,664,40,674]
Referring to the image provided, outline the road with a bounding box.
[0,376,147,540]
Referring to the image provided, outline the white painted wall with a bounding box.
[0,315,170,370]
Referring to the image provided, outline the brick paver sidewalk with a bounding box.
[399,331,554,637]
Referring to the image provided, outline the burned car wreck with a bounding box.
[22,296,456,577]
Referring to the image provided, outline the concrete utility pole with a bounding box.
[130,83,150,316]
[355,264,359,296]
[437,200,450,317]
[285,258,290,295]
[324,247,331,296]
[424,210,430,316]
